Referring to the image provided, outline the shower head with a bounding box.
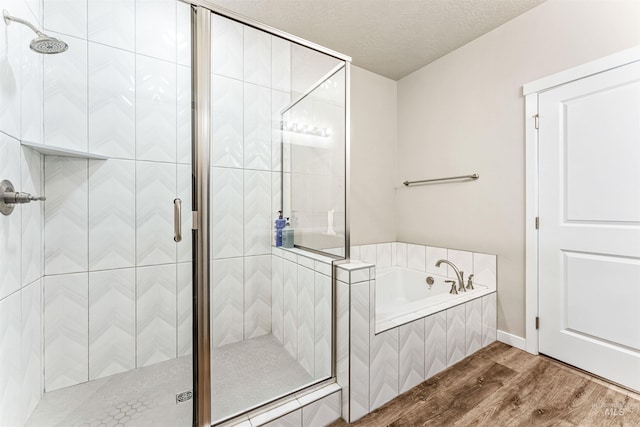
[29,35,68,54]
[3,9,68,54]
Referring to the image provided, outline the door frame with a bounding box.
[523,45,640,356]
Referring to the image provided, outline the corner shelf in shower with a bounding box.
[20,140,108,160]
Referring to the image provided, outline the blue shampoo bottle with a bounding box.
[274,211,286,247]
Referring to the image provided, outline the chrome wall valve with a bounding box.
[0,179,46,216]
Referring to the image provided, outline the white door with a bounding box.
[538,60,640,392]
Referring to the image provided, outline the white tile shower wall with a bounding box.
[43,32,88,152]
[245,255,273,339]
[297,265,315,374]
[87,42,135,159]
[135,55,177,163]
[0,0,22,139]
[21,279,42,424]
[88,268,136,380]
[44,157,88,275]
[209,14,294,348]
[211,257,244,348]
[39,0,194,393]
[0,291,22,427]
[271,249,335,381]
[272,254,285,343]
[0,145,43,424]
[336,261,497,423]
[87,0,135,52]
[0,1,45,421]
[335,281,350,421]
[314,272,332,379]
[136,264,177,368]
[44,272,89,391]
[21,148,43,286]
[283,258,299,356]
[0,135,23,299]
[88,159,136,270]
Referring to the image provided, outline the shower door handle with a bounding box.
[174,198,182,242]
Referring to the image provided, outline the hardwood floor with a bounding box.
[330,342,640,427]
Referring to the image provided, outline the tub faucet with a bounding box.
[435,259,465,292]
[445,280,457,294]
[466,274,474,290]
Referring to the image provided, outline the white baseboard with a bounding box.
[497,330,526,351]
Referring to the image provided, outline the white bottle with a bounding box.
[282,218,294,248]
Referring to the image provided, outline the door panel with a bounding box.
[564,81,640,223]
[564,251,640,350]
[538,60,640,391]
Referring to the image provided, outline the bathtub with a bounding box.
[375,266,494,333]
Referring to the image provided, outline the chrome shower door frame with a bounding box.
[191,5,212,427]
[186,2,351,425]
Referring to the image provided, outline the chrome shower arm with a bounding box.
[3,10,44,36]
[3,9,67,54]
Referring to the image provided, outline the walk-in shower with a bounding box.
[0,1,349,426]
[3,9,68,54]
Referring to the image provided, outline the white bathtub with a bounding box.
[375,266,494,333]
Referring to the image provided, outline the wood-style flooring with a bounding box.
[330,342,640,427]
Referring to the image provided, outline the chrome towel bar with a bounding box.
[403,173,479,186]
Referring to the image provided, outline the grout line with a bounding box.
[85,156,90,382]
[133,0,138,370]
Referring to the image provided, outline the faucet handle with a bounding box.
[466,274,474,290]
[445,280,457,295]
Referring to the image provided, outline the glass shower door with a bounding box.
[204,8,348,424]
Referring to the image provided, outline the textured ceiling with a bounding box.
[210,0,547,80]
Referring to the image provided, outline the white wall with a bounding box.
[395,0,640,338]
[350,66,397,245]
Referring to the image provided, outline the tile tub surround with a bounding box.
[351,242,497,291]
[335,261,497,423]
[374,267,495,333]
